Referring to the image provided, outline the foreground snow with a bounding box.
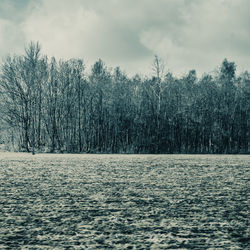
[0,154,249,248]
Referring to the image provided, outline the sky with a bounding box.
[0,0,250,77]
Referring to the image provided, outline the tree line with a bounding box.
[0,42,249,154]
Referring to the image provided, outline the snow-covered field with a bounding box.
[0,153,249,249]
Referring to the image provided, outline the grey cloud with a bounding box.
[0,0,30,22]
[0,0,250,76]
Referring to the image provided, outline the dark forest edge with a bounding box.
[0,42,249,154]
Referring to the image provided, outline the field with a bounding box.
[0,153,249,249]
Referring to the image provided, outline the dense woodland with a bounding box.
[0,42,249,154]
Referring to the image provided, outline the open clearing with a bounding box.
[0,153,249,249]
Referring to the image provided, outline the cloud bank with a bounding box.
[0,0,250,76]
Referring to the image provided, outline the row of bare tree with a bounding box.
[0,42,249,153]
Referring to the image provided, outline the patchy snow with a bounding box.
[0,153,249,248]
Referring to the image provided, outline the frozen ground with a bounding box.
[0,153,249,249]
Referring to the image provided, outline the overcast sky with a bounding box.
[0,0,249,77]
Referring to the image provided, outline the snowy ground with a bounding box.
[0,153,249,249]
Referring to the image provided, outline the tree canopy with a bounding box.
[0,42,249,153]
